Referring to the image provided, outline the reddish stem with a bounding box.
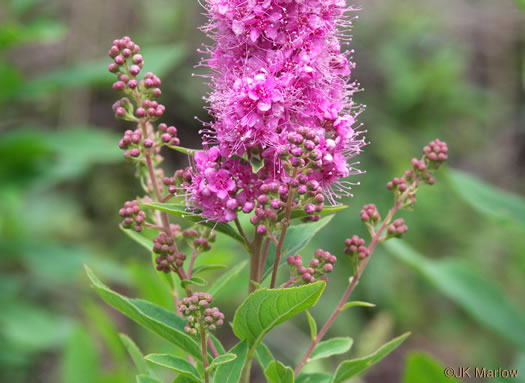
[294,181,418,376]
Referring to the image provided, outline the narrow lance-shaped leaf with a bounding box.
[144,202,246,244]
[265,360,294,383]
[213,340,249,383]
[262,215,334,281]
[384,240,525,350]
[340,301,376,312]
[206,353,237,372]
[281,205,349,221]
[233,282,325,346]
[119,333,156,377]
[144,354,201,382]
[305,310,317,341]
[168,145,201,156]
[119,226,175,289]
[309,337,353,362]
[84,266,203,360]
[331,332,411,383]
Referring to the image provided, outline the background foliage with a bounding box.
[1,0,524,382]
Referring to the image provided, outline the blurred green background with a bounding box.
[1,0,524,382]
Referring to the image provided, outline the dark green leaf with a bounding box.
[385,240,525,350]
[85,266,202,359]
[214,340,249,383]
[144,203,246,245]
[264,360,294,383]
[402,352,460,383]
[262,215,334,281]
[448,169,525,229]
[309,337,353,362]
[207,353,237,372]
[208,261,248,298]
[144,354,201,382]
[119,333,155,377]
[331,332,410,383]
[233,282,325,346]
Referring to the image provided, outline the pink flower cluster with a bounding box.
[189,0,365,222]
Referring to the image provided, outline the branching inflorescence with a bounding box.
[99,1,449,382]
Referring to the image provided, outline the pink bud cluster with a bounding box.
[182,227,216,252]
[118,128,143,159]
[153,230,186,273]
[360,203,380,225]
[164,168,193,195]
[119,200,146,232]
[387,218,408,238]
[187,0,366,222]
[387,138,449,206]
[179,293,224,334]
[109,37,164,121]
[344,235,369,259]
[287,249,336,285]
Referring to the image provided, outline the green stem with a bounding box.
[200,324,210,383]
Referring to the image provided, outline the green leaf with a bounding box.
[119,333,155,377]
[309,337,353,362]
[255,343,274,371]
[181,276,207,289]
[120,226,156,252]
[384,240,525,350]
[207,353,237,372]
[209,333,226,355]
[144,203,246,244]
[402,352,460,383]
[208,260,248,298]
[119,227,175,290]
[448,169,525,229]
[340,301,376,312]
[331,332,410,383]
[261,215,334,281]
[136,375,162,383]
[168,145,201,156]
[61,326,99,383]
[296,373,332,383]
[85,266,202,359]
[144,354,201,382]
[191,264,227,275]
[233,282,325,346]
[214,340,249,383]
[264,360,294,383]
[305,310,317,342]
[283,205,349,221]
